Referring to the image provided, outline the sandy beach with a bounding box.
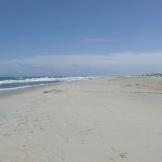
[0,76,162,162]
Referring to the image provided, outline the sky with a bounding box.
[0,0,162,76]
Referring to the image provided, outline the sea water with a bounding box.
[0,76,93,91]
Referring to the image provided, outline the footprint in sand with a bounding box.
[119,152,127,158]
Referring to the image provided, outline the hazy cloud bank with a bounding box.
[0,52,162,76]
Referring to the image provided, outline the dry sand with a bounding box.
[0,77,162,162]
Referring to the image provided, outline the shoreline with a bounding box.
[1,75,160,97]
[0,78,96,99]
[0,76,95,93]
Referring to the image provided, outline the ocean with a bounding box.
[0,76,93,91]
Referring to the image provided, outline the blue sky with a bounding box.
[0,0,162,76]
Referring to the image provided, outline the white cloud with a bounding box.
[0,52,162,76]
